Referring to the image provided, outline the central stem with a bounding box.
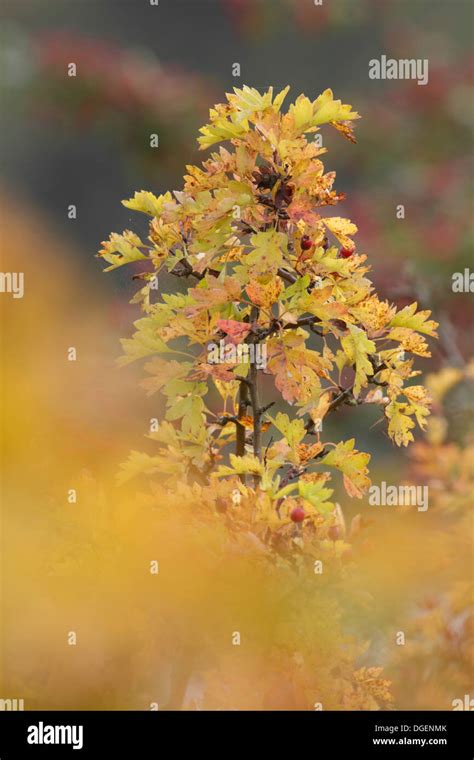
[249,361,261,461]
[236,381,249,458]
[248,306,262,463]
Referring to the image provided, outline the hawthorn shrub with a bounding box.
[97,87,440,708]
[99,86,437,520]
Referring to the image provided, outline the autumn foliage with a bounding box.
[99,86,438,522]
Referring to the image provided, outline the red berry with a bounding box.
[300,235,312,251]
[290,507,305,523]
[338,246,354,259]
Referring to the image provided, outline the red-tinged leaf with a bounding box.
[287,196,321,225]
[216,319,252,345]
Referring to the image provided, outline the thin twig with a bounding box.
[277,267,297,285]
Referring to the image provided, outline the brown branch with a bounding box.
[327,386,355,412]
[216,414,239,426]
[277,267,297,285]
[284,316,321,330]
[249,361,261,461]
[256,314,322,341]
[170,258,219,281]
[259,401,275,415]
[263,436,273,467]
[278,465,304,490]
[310,323,325,337]
[236,384,250,455]
[304,361,387,432]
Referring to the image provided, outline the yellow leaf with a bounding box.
[268,412,306,449]
[389,302,438,337]
[98,230,147,271]
[228,85,274,122]
[289,94,315,131]
[213,378,239,411]
[246,277,283,308]
[118,316,174,365]
[385,401,415,447]
[321,439,371,498]
[273,85,291,111]
[322,216,358,249]
[295,441,324,465]
[309,390,333,424]
[122,190,173,217]
[214,453,264,478]
[298,476,334,513]
[403,385,432,430]
[351,297,396,334]
[312,89,360,126]
[388,327,431,357]
[341,324,376,397]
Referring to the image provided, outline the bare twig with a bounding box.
[277,267,297,285]
[256,314,322,341]
[170,258,220,281]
